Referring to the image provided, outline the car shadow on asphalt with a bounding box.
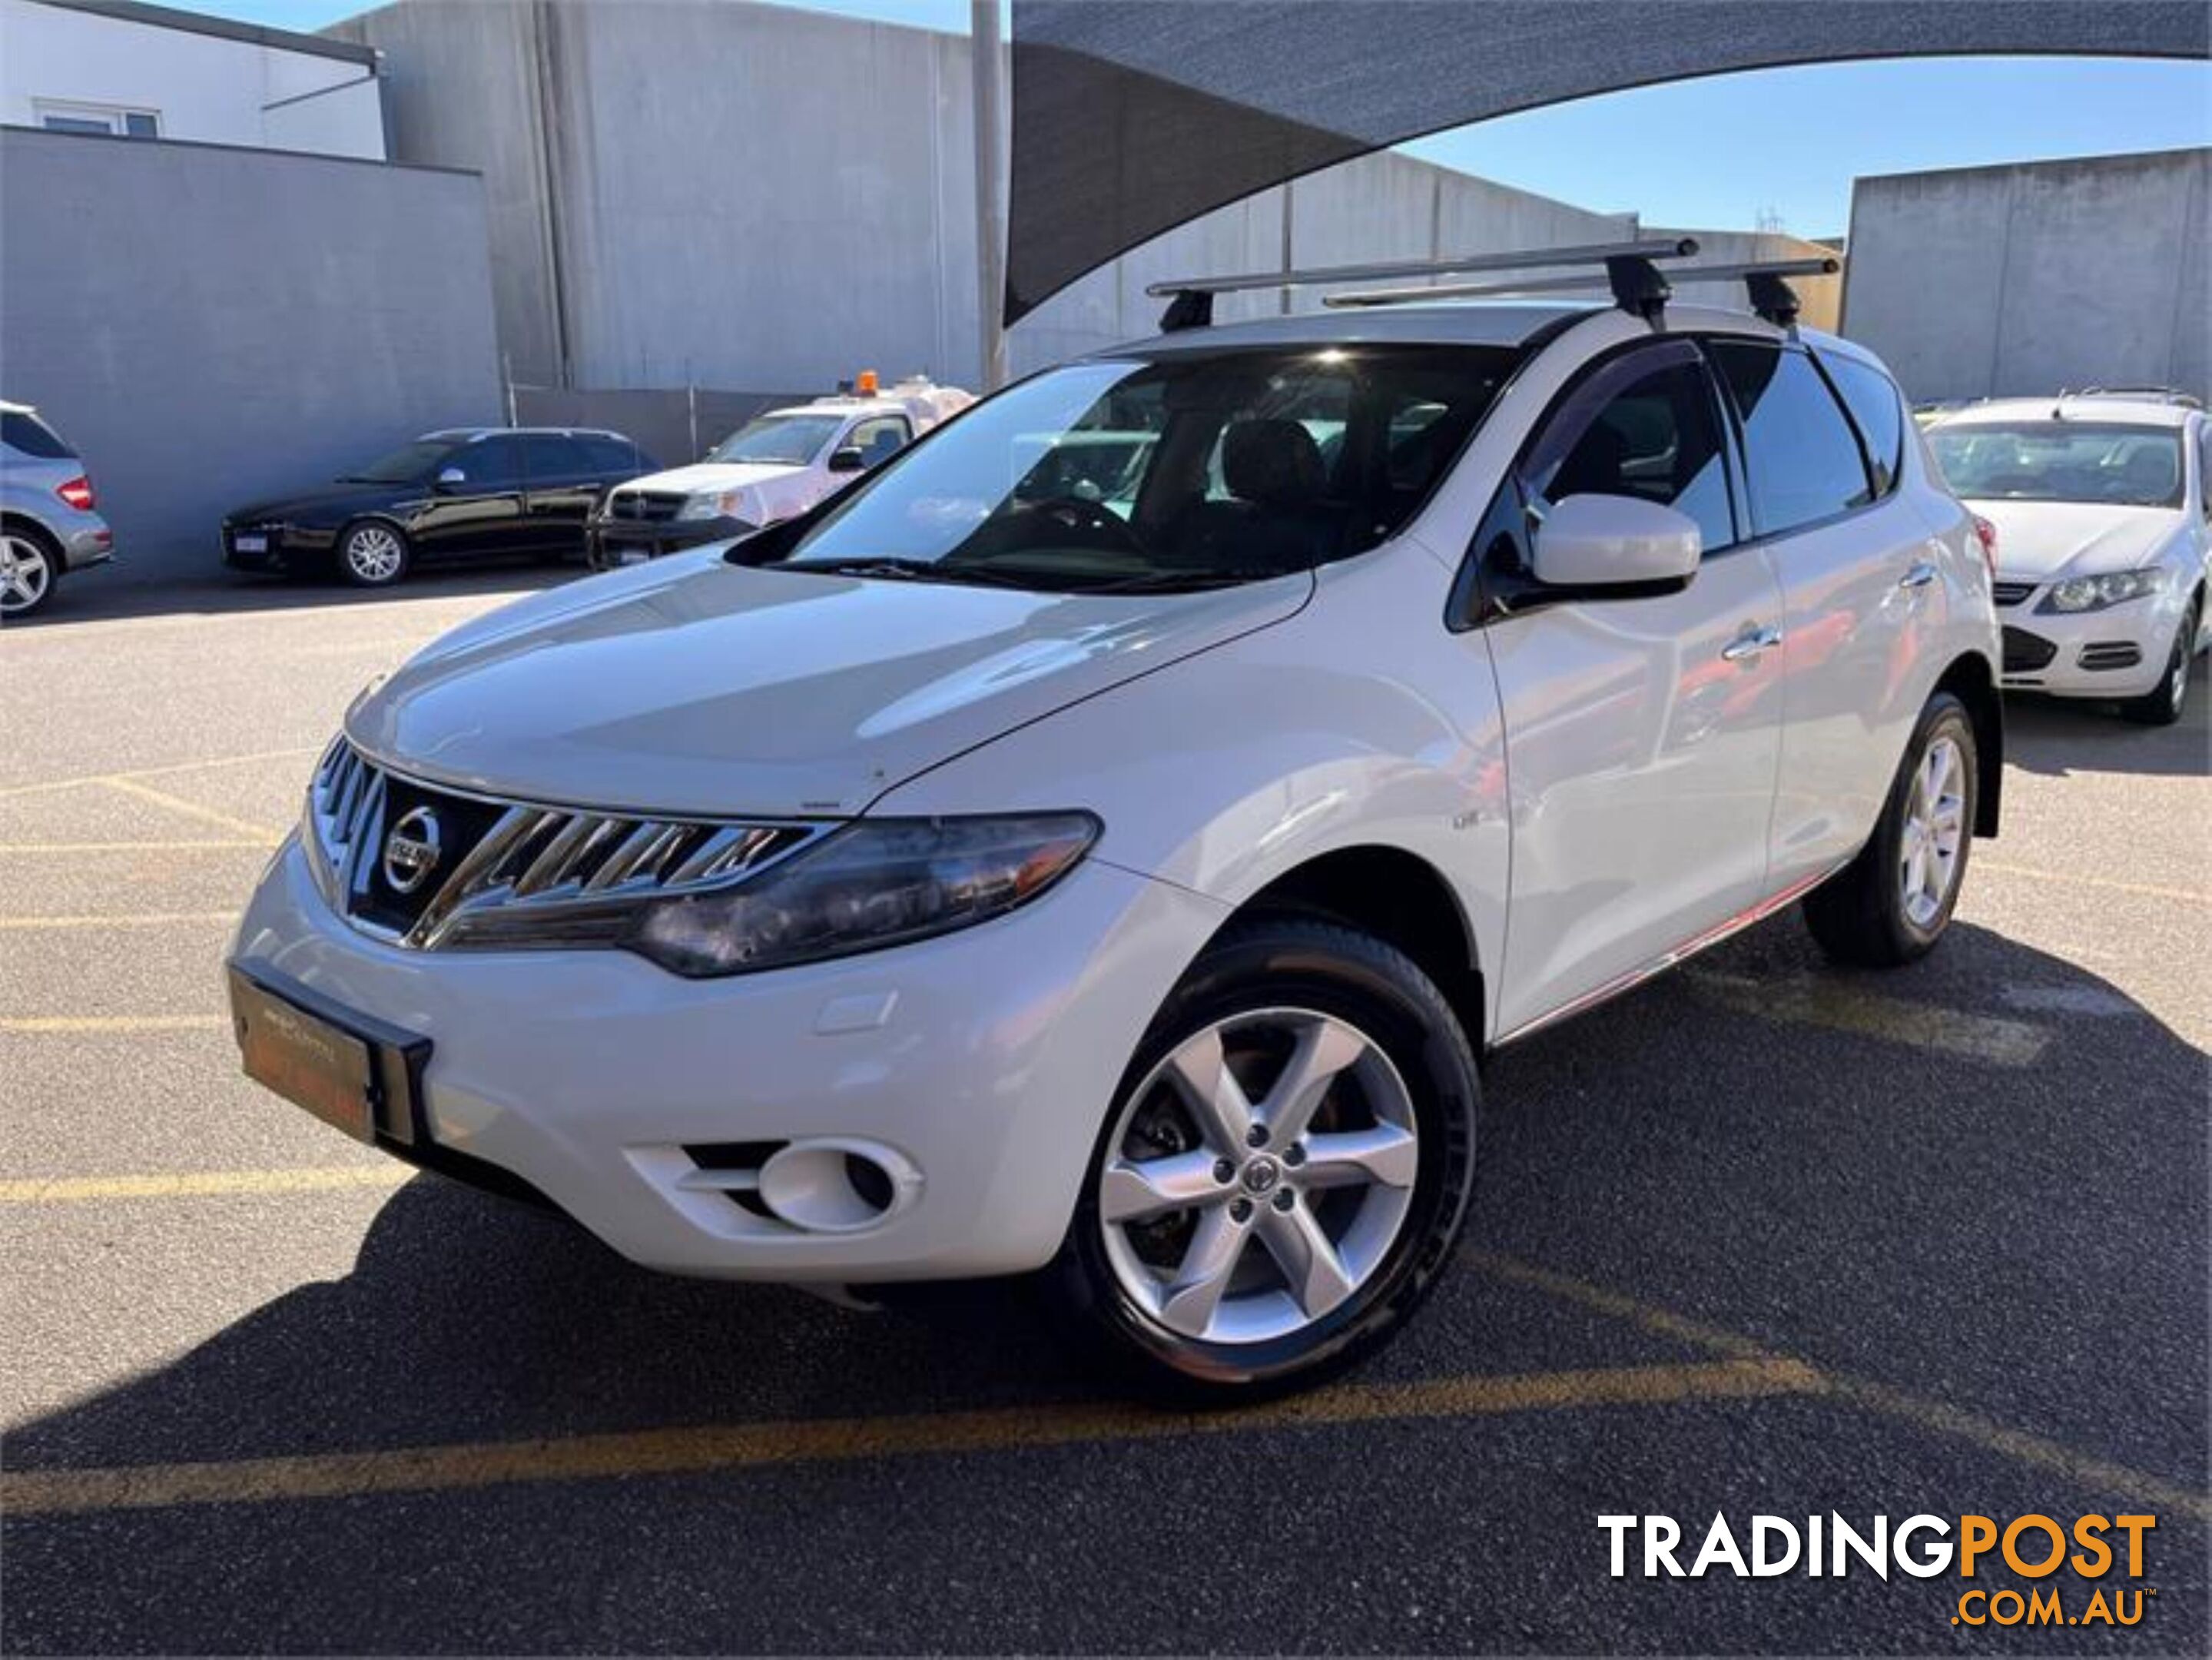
[5,919,2205,1492]
[2000,679,2210,778]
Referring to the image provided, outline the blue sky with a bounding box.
[177,0,2208,238]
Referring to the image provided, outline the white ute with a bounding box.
[1928,391,2209,724]
[228,243,2004,1397]
[589,374,973,568]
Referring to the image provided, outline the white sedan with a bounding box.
[1928,393,2210,725]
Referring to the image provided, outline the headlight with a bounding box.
[676,489,745,523]
[449,813,1099,977]
[2039,569,2164,613]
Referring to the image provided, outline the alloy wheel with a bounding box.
[1899,733,1965,929]
[0,534,53,616]
[1097,1008,1419,1346]
[2167,616,2193,717]
[344,526,404,584]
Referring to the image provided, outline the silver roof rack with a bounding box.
[1322,256,1841,328]
[1146,237,1700,331]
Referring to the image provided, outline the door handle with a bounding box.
[1720,625,1783,662]
[1898,562,1938,589]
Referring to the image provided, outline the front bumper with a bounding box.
[1995,584,2187,699]
[230,835,1223,1282]
[586,516,747,571]
[223,522,334,574]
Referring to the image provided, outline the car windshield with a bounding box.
[342,440,454,483]
[708,414,844,466]
[768,345,1517,592]
[1928,422,2184,509]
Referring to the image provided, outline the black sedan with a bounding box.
[222,428,657,587]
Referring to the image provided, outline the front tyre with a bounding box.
[2117,597,2198,727]
[1803,692,1977,968]
[1051,917,1479,1400]
[337,520,410,588]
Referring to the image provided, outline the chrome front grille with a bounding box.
[306,741,824,951]
[608,490,689,523]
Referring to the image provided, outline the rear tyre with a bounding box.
[0,525,58,619]
[2117,599,2197,727]
[1803,692,1977,968]
[337,520,410,588]
[1049,916,1479,1401]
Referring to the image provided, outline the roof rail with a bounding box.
[1322,256,1840,328]
[1146,237,1700,332]
[2074,386,2203,407]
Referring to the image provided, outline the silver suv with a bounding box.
[2,400,114,619]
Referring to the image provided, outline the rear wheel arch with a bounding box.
[1218,845,1487,1054]
[1,512,62,559]
[1933,650,2002,837]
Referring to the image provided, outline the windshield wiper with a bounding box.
[782,558,1036,589]
[1072,566,1298,593]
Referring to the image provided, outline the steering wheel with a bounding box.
[997,494,1145,553]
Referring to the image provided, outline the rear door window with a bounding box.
[1709,342,1875,535]
[519,435,594,480]
[2,410,73,460]
[579,436,643,475]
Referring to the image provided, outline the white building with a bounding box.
[0,0,385,160]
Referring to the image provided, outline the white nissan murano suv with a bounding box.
[229,254,2003,1397]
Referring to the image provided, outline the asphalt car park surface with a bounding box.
[2,577,2206,1655]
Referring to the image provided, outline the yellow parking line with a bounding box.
[0,1166,408,1204]
[1690,971,2046,1067]
[0,911,236,930]
[0,1015,227,1034]
[1973,862,2212,907]
[99,777,287,841]
[0,747,320,801]
[0,1357,1815,1516]
[1467,1252,2212,1522]
[0,840,277,854]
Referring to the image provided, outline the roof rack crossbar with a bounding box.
[1148,237,1700,331]
[1322,256,1840,324]
[1144,236,1698,300]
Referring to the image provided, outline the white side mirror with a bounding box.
[1532,494,1702,588]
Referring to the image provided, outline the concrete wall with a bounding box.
[0,127,502,584]
[335,0,1641,395]
[1842,148,2210,404]
[2,0,386,160]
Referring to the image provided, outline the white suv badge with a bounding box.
[381,806,443,895]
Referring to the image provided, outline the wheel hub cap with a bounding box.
[1097,1008,1420,1346]
[1899,733,1965,930]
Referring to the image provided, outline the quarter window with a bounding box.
[1521,349,1736,556]
[1710,342,1875,535]
[2,410,73,460]
[1821,354,1906,497]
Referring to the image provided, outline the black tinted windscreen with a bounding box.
[2,410,73,459]
[775,344,1520,591]
[1710,342,1875,534]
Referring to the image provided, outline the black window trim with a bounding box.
[1809,344,1906,505]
